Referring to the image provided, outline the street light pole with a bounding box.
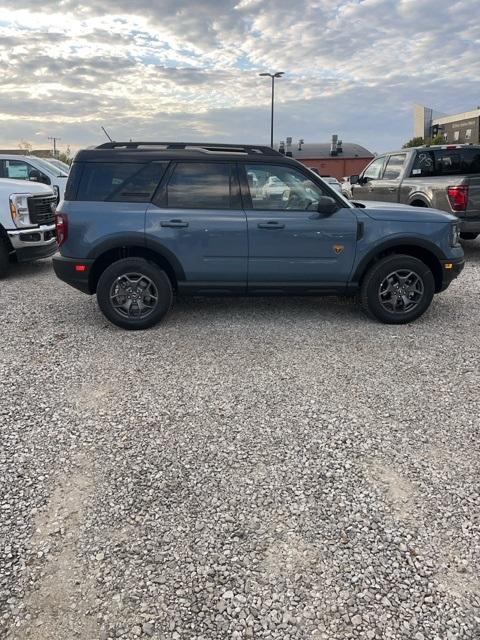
[259,72,284,148]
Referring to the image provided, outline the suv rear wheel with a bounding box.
[97,258,173,330]
[360,254,435,324]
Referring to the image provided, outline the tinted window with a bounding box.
[363,156,386,180]
[383,154,406,180]
[75,162,167,201]
[245,163,329,211]
[411,149,480,177]
[166,163,234,209]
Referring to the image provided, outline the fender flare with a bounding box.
[86,233,186,281]
[351,235,446,284]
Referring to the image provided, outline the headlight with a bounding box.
[450,222,460,247]
[9,194,32,228]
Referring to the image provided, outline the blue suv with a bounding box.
[53,142,465,329]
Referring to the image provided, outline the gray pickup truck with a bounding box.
[348,144,480,239]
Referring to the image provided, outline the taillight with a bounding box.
[447,185,469,212]
[55,213,68,246]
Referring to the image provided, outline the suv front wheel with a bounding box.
[97,258,173,330]
[360,254,435,324]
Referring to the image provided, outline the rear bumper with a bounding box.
[53,255,94,294]
[458,217,480,233]
[439,257,465,292]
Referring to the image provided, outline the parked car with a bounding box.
[261,175,288,200]
[346,144,480,240]
[321,176,342,193]
[0,178,57,277]
[53,141,464,329]
[38,157,71,174]
[0,154,68,204]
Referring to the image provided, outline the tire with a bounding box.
[460,233,478,240]
[360,254,435,324]
[0,237,10,279]
[96,258,173,330]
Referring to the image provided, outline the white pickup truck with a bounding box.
[0,179,57,277]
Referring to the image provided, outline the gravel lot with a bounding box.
[1,242,479,640]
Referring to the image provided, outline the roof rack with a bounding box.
[95,141,283,156]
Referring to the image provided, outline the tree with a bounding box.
[403,134,445,148]
[57,145,72,165]
[18,140,33,152]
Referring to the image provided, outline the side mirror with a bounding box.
[29,169,50,185]
[316,196,338,215]
[349,175,360,185]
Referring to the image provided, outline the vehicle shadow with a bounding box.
[3,257,54,282]
[461,239,480,263]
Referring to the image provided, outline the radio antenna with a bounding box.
[101,126,113,142]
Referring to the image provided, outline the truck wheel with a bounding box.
[0,237,10,279]
[460,233,478,240]
[360,254,435,324]
[96,258,173,330]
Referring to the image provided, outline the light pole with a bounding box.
[259,72,284,148]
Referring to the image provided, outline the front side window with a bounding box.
[165,162,235,209]
[244,164,329,211]
[75,162,168,202]
[383,154,406,180]
[3,160,33,180]
[363,156,386,180]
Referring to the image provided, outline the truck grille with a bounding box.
[28,194,56,226]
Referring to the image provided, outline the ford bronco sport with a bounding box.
[53,142,465,329]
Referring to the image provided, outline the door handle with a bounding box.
[257,221,285,230]
[388,187,396,192]
[160,220,189,228]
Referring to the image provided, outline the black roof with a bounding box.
[75,141,298,164]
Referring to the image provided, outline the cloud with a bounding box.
[0,0,479,153]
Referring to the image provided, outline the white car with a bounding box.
[40,157,71,174]
[322,176,342,193]
[261,175,288,200]
[0,154,68,203]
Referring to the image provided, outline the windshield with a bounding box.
[33,157,68,178]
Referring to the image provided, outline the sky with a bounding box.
[0,0,479,156]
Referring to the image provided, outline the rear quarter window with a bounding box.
[68,162,168,202]
[411,149,480,176]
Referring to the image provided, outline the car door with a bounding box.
[240,163,358,293]
[145,161,248,294]
[371,153,407,202]
[351,155,387,200]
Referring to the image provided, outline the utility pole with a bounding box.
[48,137,61,158]
[259,72,284,148]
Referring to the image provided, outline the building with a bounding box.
[414,104,480,144]
[281,136,374,180]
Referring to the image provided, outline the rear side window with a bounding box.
[383,154,406,180]
[165,162,237,209]
[72,162,168,201]
[411,149,480,176]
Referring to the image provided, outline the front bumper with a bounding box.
[439,257,465,292]
[7,224,57,262]
[53,255,94,294]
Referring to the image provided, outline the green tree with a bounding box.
[57,146,72,165]
[403,134,444,148]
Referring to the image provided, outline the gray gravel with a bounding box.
[1,242,479,640]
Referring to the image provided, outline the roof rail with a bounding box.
[95,141,283,156]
